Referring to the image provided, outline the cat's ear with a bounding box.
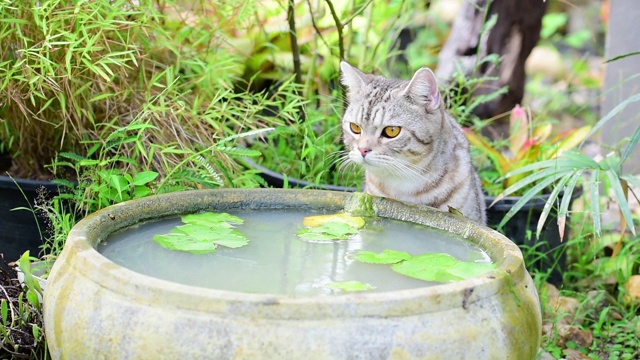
[402,67,440,111]
[340,61,370,93]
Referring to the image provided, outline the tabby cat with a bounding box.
[339,61,486,224]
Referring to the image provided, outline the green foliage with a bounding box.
[297,221,361,241]
[497,83,640,240]
[153,212,248,254]
[541,13,569,40]
[466,105,591,197]
[327,281,376,292]
[298,212,365,241]
[0,0,302,180]
[355,250,495,283]
[535,218,640,359]
[344,192,376,217]
[245,0,435,189]
[301,212,366,229]
[354,249,411,264]
[0,252,48,359]
[242,0,426,94]
[249,105,364,189]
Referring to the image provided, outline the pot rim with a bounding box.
[60,188,528,319]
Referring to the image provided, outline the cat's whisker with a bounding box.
[375,155,427,182]
[326,150,348,167]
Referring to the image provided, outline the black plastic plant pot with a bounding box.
[485,191,581,285]
[246,158,576,284]
[0,174,59,267]
[244,158,358,192]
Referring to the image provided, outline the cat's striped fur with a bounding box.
[340,61,486,224]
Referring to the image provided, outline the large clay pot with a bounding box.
[44,189,541,359]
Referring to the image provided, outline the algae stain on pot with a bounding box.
[44,189,542,359]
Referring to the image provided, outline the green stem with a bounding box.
[287,0,302,85]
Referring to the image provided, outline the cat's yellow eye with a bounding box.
[382,126,401,138]
[350,122,362,134]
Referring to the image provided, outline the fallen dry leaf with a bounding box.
[562,348,592,360]
[624,274,640,304]
[557,324,594,348]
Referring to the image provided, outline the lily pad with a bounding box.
[298,213,365,241]
[355,250,495,283]
[302,213,365,229]
[353,249,412,264]
[297,221,360,241]
[182,212,244,226]
[153,212,249,253]
[327,281,376,292]
[152,233,218,254]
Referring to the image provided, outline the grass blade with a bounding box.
[604,51,640,63]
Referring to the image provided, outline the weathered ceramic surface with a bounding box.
[44,189,541,360]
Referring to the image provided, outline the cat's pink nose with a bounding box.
[358,147,372,157]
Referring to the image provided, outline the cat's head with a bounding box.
[339,61,442,177]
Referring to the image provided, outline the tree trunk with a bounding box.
[436,0,547,136]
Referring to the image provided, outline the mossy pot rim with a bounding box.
[64,188,527,319]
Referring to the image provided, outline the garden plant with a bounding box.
[1,0,639,359]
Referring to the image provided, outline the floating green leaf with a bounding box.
[302,213,365,229]
[153,212,248,253]
[353,249,411,264]
[297,221,359,241]
[327,281,376,292]
[355,250,495,283]
[152,233,218,254]
[391,253,461,282]
[446,261,496,280]
[182,212,243,226]
[298,213,365,241]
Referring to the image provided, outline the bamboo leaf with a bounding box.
[216,146,262,158]
[590,169,602,238]
[621,125,640,166]
[621,174,640,190]
[500,166,569,200]
[219,127,275,144]
[536,172,573,239]
[580,92,640,148]
[557,150,602,169]
[556,170,584,241]
[497,175,560,229]
[503,157,578,179]
[604,171,636,236]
